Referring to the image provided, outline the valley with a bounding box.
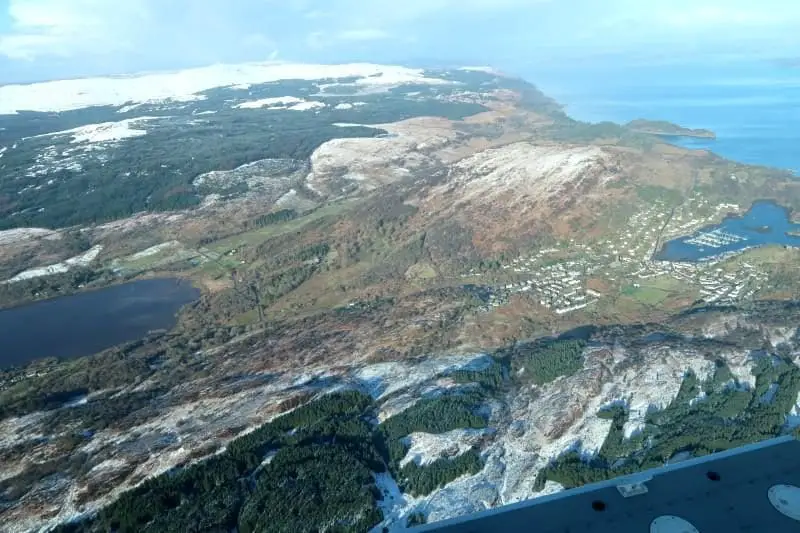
[0,62,799,532]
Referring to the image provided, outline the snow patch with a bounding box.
[354,354,492,400]
[334,103,354,110]
[0,62,453,114]
[785,392,800,430]
[117,103,143,113]
[5,245,102,283]
[353,70,451,88]
[5,263,68,281]
[621,352,714,439]
[288,101,325,111]
[372,472,420,532]
[234,97,324,111]
[0,227,59,246]
[767,326,796,348]
[234,96,305,109]
[458,66,498,74]
[400,429,488,468]
[723,348,758,389]
[129,241,181,260]
[332,122,374,128]
[33,117,162,145]
[689,391,707,407]
[88,458,129,476]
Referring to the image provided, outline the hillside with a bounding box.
[1,62,800,532]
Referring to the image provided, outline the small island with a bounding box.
[626,119,716,139]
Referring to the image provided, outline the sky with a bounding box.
[1,0,799,83]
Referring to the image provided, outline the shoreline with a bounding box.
[653,199,800,262]
[633,129,717,140]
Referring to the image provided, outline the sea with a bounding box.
[525,59,800,175]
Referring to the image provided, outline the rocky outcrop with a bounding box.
[304,118,458,197]
[436,143,621,210]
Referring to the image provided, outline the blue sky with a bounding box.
[1,0,799,83]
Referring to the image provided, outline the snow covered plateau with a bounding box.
[0,62,455,115]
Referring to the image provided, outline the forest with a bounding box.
[54,391,384,533]
[0,77,487,231]
[535,353,800,490]
[378,391,488,495]
[510,339,587,385]
[0,266,122,309]
[46,387,493,533]
[399,449,484,497]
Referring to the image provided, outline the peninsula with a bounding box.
[626,118,716,139]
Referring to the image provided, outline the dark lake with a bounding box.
[0,278,200,368]
[656,201,800,262]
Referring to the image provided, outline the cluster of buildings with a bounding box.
[661,198,743,241]
[694,263,767,305]
[463,197,772,315]
[509,261,597,314]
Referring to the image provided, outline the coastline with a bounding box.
[631,129,716,140]
[529,62,800,174]
[653,199,800,262]
[625,119,716,139]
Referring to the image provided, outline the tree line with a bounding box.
[50,387,495,532]
[536,355,800,490]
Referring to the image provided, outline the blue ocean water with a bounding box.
[526,60,800,174]
[656,201,800,262]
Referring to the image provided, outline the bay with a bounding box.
[527,59,800,174]
[656,201,800,262]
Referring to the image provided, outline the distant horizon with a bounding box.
[2,0,799,84]
[0,52,793,88]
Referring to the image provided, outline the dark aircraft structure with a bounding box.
[418,436,800,532]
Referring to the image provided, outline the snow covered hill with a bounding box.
[0,62,455,115]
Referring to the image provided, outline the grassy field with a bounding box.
[618,275,696,310]
[723,245,799,271]
[205,200,359,254]
[622,285,669,306]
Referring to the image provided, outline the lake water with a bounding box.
[0,278,199,368]
[527,59,800,174]
[655,201,800,262]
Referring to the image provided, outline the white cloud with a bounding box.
[306,28,393,49]
[0,0,141,59]
[337,29,391,42]
[597,1,800,34]
[0,0,799,80]
[310,0,540,27]
[655,5,789,29]
[0,0,277,65]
